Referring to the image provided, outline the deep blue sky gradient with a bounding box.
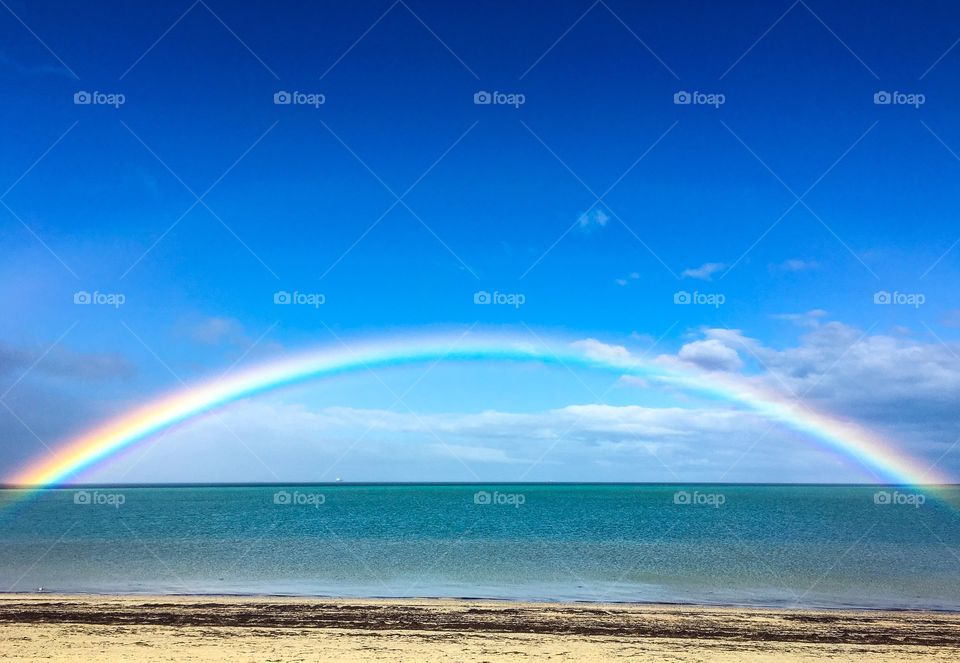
[3,1,960,481]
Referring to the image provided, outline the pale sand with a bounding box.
[1,594,959,661]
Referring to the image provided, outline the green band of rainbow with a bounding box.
[10,332,950,487]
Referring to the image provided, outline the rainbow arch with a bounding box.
[9,331,949,487]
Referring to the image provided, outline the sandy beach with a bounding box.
[0,594,958,661]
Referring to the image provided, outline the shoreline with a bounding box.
[3,594,960,661]
[3,593,960,643]
[3,590,959,615]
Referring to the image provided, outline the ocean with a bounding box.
[1,484,958,610]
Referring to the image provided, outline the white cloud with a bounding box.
[681,262,725,280]
[173,316,284,363]
[430,443,526,464]
[96,398,791,484]
[578,209,609,229]
[183,317,247,345]
[0,341,134,381]
[570,338,633,364]
[771,258,819,273]
[618,375,650,389]
[677,339,743,372]
[674,323,960,452]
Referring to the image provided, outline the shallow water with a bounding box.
[1,484,958,610]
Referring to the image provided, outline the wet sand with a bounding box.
[1,594,959,661]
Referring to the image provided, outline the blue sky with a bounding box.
[2,0,960,483]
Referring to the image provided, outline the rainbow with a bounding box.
[9,331,950,487]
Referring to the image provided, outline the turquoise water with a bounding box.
[1,484,958,610]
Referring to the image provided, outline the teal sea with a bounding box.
[1,484,958,610]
